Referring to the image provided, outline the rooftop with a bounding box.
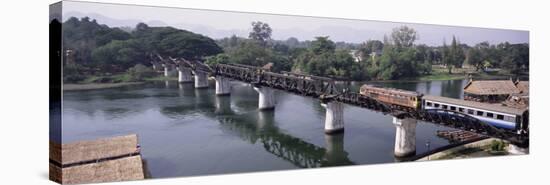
[463,80,524,95]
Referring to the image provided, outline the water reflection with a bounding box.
[62,79,467,177]
[322,133,353,166]
[219,113,355,168]
[163,92,356,168]
[215,96,232,115]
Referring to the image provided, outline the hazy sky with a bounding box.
[61,1,529,46]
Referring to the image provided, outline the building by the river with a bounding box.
[463,79,529,104]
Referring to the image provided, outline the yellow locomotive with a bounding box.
[359,85,423,111]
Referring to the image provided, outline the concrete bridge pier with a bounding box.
[321,101,344,134]
[215,76,231,96]
[177,67,193,83]
[193,70,209,88]
[393,117,417,157]
[253,86,275,110]
[162,64,177,77]
[162,64,170,77]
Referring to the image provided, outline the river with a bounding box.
[61,79,468,178]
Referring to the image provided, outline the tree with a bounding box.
[310,36,336,54]
[91,39,146,72]
[248,21,272,46]
[442,36,465,73]
[390,26,418,49]
[359,40,384,62]
[442,41,452,73]
[466,46,484,71]
[127,64,156,81]
[294,37,365,80]
[452,37,466,68]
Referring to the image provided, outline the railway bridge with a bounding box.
[150,55,529,157]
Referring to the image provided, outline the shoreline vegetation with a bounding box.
[416,138,512,161]
[63,82,144,91]
[60,17,528,87]
[63,65,527,92]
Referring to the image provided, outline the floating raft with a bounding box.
[436,130,487,143]
[49,134,145,184]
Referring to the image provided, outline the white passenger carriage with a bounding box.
[422,95,528,131]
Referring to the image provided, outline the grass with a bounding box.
[416,72,467,81]
[144,76,178,81]
[79,73,178,84]
[413,65,524,81]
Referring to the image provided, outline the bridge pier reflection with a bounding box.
[323,133,352,166]
[177,66,193,83]
[257,111,275,131]
[193,70,209,89]
[214,95,232,114]
[321,101,344,134]
[393,117,417,157]
[253,86,275,110]
[215,76,231,96]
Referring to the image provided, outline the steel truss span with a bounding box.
[152,55,529,147]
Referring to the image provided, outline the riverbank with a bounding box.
[63,82,144,91]
[416,138,512,161]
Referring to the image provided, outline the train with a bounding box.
[359,85,529,132]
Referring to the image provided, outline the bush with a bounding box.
[63,65,86,83]
[490,140,507,152]
[127,64,156,81]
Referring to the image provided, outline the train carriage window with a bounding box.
[459,107,464,112]
[426,102,433,106]
[450,106,456,111]
[434,103,440,108]
[477,111,484,116]
[467,109,474,114]
[497,115,504,120]
[442,105,448,109]
[486,113,494,118]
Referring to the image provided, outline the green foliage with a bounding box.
[442,36,466,74]
[249,21,272,46]
[63,64,86,83]
[205,54,230,65]
[466,46,484,71]
[63,17,131,67]
[91,39,146,72]
[293,37,366,80]
[63,17,222,79]
[311,36,336,54]
[359,40,384,57]
[390,26,417,49]
[490,140,507,152]
[371,27,431,80]
[222,40,292,72]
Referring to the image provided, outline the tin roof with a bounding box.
[50,134,139,165]
[515,81,529,95]
[463,80,520,95]
[423,95,527,115]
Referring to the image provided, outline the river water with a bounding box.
[62,79,467,178]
